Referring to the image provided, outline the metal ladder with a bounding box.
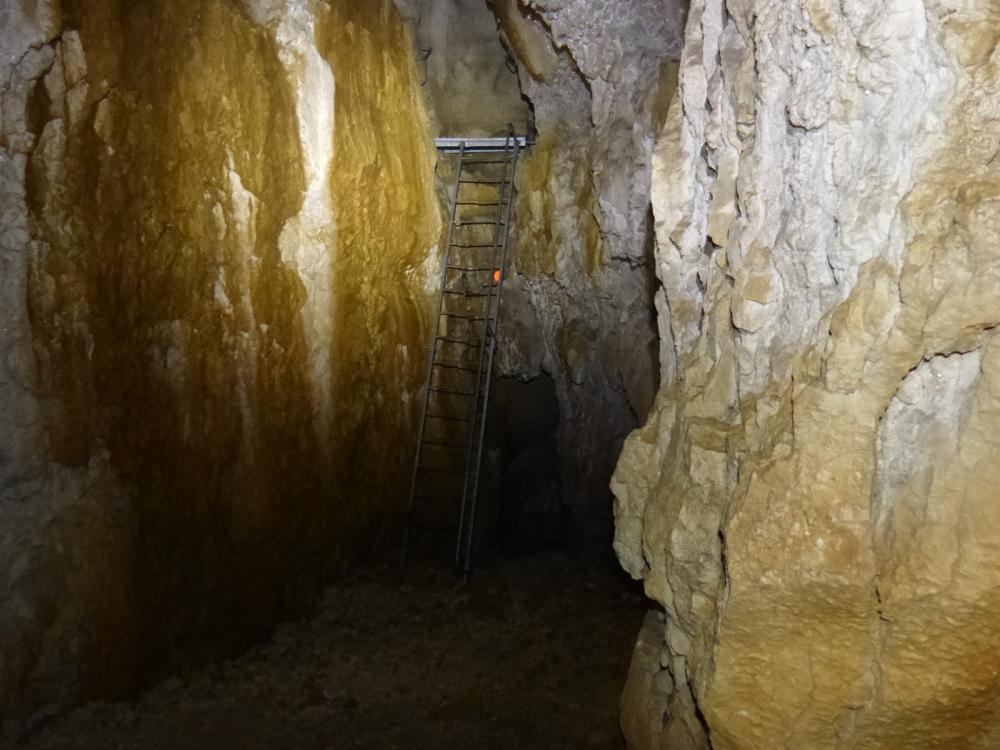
[403,131,521,574]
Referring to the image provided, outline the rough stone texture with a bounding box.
[613,0,1000,747]
[395,0,531,136]
[0,0,440,719]
[4,548,644,749]
[495,0,686,509]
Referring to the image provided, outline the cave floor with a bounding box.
[12,544,645,750]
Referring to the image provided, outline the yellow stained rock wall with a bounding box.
[320,4,441,526]
[2,0,439,718]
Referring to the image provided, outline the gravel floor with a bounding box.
[7,545,646,750]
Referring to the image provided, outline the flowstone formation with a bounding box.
[1,0,439,719]
[613,0,1000,748]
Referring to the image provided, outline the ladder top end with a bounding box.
[434,136,532,153]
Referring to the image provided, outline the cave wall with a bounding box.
[613,0,1000,748]
[495,0,686,510]
[0,0,440,719]
[395,0,531,136]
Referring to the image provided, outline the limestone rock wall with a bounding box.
[613,0,1000,748]
[495,0,686,509]
[395,0,531,136]
[0,0,440,719]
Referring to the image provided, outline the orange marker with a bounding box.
[492,269,502,285]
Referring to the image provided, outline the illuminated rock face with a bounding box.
[614,1,1000,748]
[0,0,439,717]
[495,0,686,509]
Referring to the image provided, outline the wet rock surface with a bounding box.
[5,548,645,750]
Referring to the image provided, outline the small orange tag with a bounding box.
[492,269,502,284]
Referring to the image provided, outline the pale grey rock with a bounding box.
[492,0,685,508]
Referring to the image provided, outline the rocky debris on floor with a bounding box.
[5,547,646,750]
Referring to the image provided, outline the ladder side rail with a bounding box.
[453,135,515,567]
[459,132,514,553]
[403,142,467,568]
[481,132,517,341]
[459,134,520,573]
[487,137,519,341]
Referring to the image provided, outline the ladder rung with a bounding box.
[456,220,505,226]
[423,439,473,450]
[418,465,467,476]
[430,386,477,397]
[456,202,503,207]
[425,413,474,422]
[447,266,496,272]
[461,158,509,165]
[443,290,492,297]
[436,336,483,347]
[433,360,482,372]
[450,243,497,249]
[459,178,507,185]
[409,518,461,531]
[440,313,487,321]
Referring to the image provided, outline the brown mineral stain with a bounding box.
[20,0,439,713]
[652,60,680,135]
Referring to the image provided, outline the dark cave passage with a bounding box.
[487,374,569,556]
